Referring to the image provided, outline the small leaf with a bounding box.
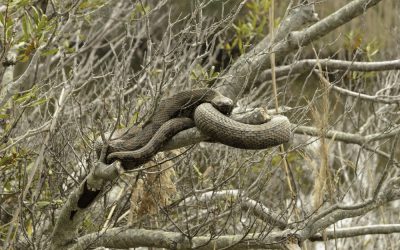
[37,201,51,208]
[26,220,33,236]
[41,48,59,56]
[14,90,35,103]
[128,111,139,126]
[0,13,4,26]
[18,54,30,62]
[22,15,29,40]
[238,38,243,54]
[32,6,40,23]
[27,97,47,107]
[37,14,48,32]
[193,165,202,177]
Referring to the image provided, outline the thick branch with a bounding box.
[50,161,123,250]
[216,3,318,100]
[0,45,44,107]
[72,224,400,248]
[293,125,367,145]
[291,0,384,46]
[71,228,297,250]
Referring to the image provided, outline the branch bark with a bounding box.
[309,224,400,241]
[259,59,400,82]
[0,45,44,107]
[50,161,123,250]
[70,228,297,250]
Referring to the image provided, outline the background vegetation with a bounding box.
[0,0,399,249]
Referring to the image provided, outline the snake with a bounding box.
[104,89,290,169]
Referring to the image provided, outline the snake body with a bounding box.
[107,117,194,167]
[105,89,290,168]
[106,89,233,166]
[194,103,290,149]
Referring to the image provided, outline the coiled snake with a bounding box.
[102,89,290,169]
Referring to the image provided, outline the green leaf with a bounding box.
[27,97,48,107]
[26,219,33,237]
[5,19,14,41]
[22,15,30,41]
[41,48,59,56]
[53,199,64,207]
[32,6,40,23]
[238,38,243,54]
[14,0,30,8]
[0,13,4,26]
[193,165,202,177]
[18,54,30,63]
[14,90,35,103]
[0,155,15,166]
[37,201,51,208]
[271,155,281,166]
[37,14,48,32]
[128,111,139,126]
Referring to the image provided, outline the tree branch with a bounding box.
[66,176,400,250]
[181,190,287,229]
[309,224,400,241]
[300,176,400,240]
[70,228,298,250]
[50,161,123,250]
[217,0,385,100]
[49,1,392,249]
[259,59,400,82]
[0,45,44,107]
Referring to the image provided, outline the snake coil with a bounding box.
[104,89,291,168]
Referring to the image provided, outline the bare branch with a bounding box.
[294,124,400,146]
[71,227,298,250]
[259,59,400,82]
[309,224,400,241]
[181,190,287,229]
[300,176,400,240]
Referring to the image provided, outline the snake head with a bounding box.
[211,95,234,115]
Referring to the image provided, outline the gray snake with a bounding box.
[104,89,290,169]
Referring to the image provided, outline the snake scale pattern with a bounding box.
[105,89,291,169]
[194,103,290,149]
